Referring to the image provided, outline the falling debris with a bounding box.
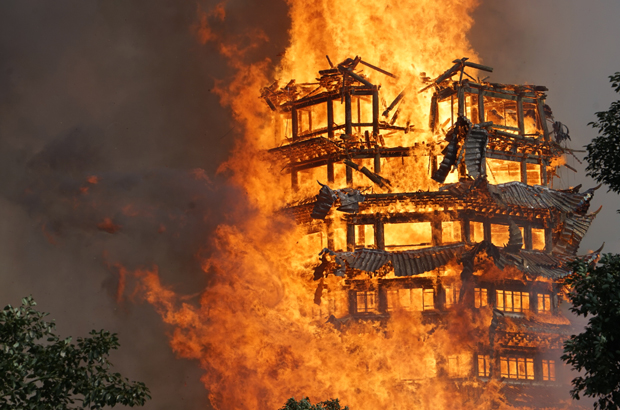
[311,183,337,219]
[310,182,365,219]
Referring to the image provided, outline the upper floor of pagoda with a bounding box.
[263,57,575,196]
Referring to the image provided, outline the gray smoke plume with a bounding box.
[0,1,288,409]
[470,0,620,254]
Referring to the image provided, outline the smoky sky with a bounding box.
[1,1,620,409]
[469,0,620,254]
[0,1,289,409]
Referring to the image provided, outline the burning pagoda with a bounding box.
[263,57,599,407]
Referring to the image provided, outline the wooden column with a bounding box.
[346,165,353,187]
[374,218,385,250]
[463,218,471,243]
[520,160,528,184]
[291,106,299,141]
[432,220,442,246]
[517,95,525,136]
[524,226,533,250]
[541,159,548,186]
[457,86,465,117]
[327,159,335,184]
[372,87,379,137]
[537,98,550,141]
[326,218,334,249]
[327,99,334,139]
[544,228,553,252]
[483,220,492,243]
[374,152,381,174]
[345,92,352,137]
[478,90,485,122]
[346,224,356,252]
[291,168,298,190]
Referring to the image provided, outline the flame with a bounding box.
[123,1,566,409]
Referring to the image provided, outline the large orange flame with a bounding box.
[130,1,545,409]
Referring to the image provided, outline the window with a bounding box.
[542,359,556,381]
[526,163,541,185]
[537,294,552,312]
[477,354,491,377]
[447,354,471,378]
[423,289,435,310]
[496,290,530,313]
[384,222,432,251]
[442,221,462,244]
[444,284,460,308]
[475,288,488,308]
[500,356,534,380]
[470,221,484,243]
[356,224,375,248]
[447,355,460,378]
[486,159,521,184]
[531,228,546,250]
[387,288,434,311]
[491,224,524,248]
[356,291,377,313]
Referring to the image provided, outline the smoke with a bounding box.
[0,1,289,409]
[469,0,620,254]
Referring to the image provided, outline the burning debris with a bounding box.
[266,56,600,408]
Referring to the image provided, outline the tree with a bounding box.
[562,255,620,410]
[585,72,620,196]
[0,296,151,409]
[279,397,349,410]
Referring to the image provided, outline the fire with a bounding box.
[121,0,587,409]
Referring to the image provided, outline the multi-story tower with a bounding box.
[264,57,599,407]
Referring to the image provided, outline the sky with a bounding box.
[1,1,619,409]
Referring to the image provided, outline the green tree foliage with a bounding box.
[562,255,620,410]
[585,72,620,195]
[0,296,151,409]
[279,397,349,410]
